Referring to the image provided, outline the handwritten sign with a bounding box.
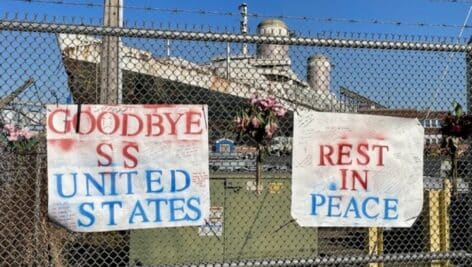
[47,104,210,232]
[292,111,424,227]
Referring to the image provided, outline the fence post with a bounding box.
[368,227,384,267]
[467,38,472,113]
[428,178,451,267]
[100,0,123,104]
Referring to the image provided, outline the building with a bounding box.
[359,108,447,145]
[214,138,235,153]
[339,86,386,111]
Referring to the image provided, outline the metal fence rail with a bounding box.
[0,19,471,266]
[1,20,471,51]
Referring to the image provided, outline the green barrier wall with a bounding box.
[130,177,318,265]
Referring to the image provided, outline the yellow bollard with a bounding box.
[429,178,451,267]
[368,227,384,267]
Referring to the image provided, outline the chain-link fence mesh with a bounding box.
[1,19,472,266]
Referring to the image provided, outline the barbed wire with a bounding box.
[430,0,472,3]
[1,12,469,44]
[5,0,472,29]
[425,3,472,119]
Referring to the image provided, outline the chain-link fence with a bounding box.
[1,18,472,266]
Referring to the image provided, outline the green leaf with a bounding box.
[453,101,463,118]
[0,134,7,145]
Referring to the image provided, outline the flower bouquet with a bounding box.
[0,122,39,155]
[234,95,288,193]
[439,102,472,195]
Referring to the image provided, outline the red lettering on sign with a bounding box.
[356,143,370,165]
[164,112,184,135]
[372,145,389,166]
[48,108,71,134]
[96,143,113,167]
[185,111,203,135]
[122,113,143,136]
[48,106,205,138]
[123,143,139,169]
[337,144,353,165]
[96,112,120,135]
[319,145,335,166]
[146,114,164,136]
[72,111,96,135]
[339,169,369,191]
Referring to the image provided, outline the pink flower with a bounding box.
[258,96,277,110]
[272,104,287,117]
[250,95,261,105]
[3,124,15,132]
[234,116,244,130]
[3,124,21,141]
[234,116,249,131]
[251,95,281,111]
[251,116,262,128]
[7,130,18,141]
[265,122,278,139]
[18,128,34,140]
[256,99,267,110]
[2,124,35,141]
[267,96,277,107]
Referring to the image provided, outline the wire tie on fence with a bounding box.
[202,106,208,130]
[75,103,82,133]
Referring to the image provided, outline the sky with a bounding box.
[0,0,470,111]
[2,0,472,40]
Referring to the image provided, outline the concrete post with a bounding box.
[100,0,123,104]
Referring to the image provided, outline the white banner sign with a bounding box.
[47,105,210,232]
[292,111,424,227]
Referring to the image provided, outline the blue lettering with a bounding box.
[169,198,187,221]
[101,201,122,226]
[107,172,118,196]
[310,193,326,215]
[145,170,164,193]
[327,195,342,217]
[120,171,138,195]
[55,173,77,198]
[78,202,95,227]
[362,196,379,219]
[129,200,149,224]
[343,197,361,218]
[384,198,399,220]
[146,198,168,222]
[170,169,191,192]
[85,173,105,196]
[186,197,202,221]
